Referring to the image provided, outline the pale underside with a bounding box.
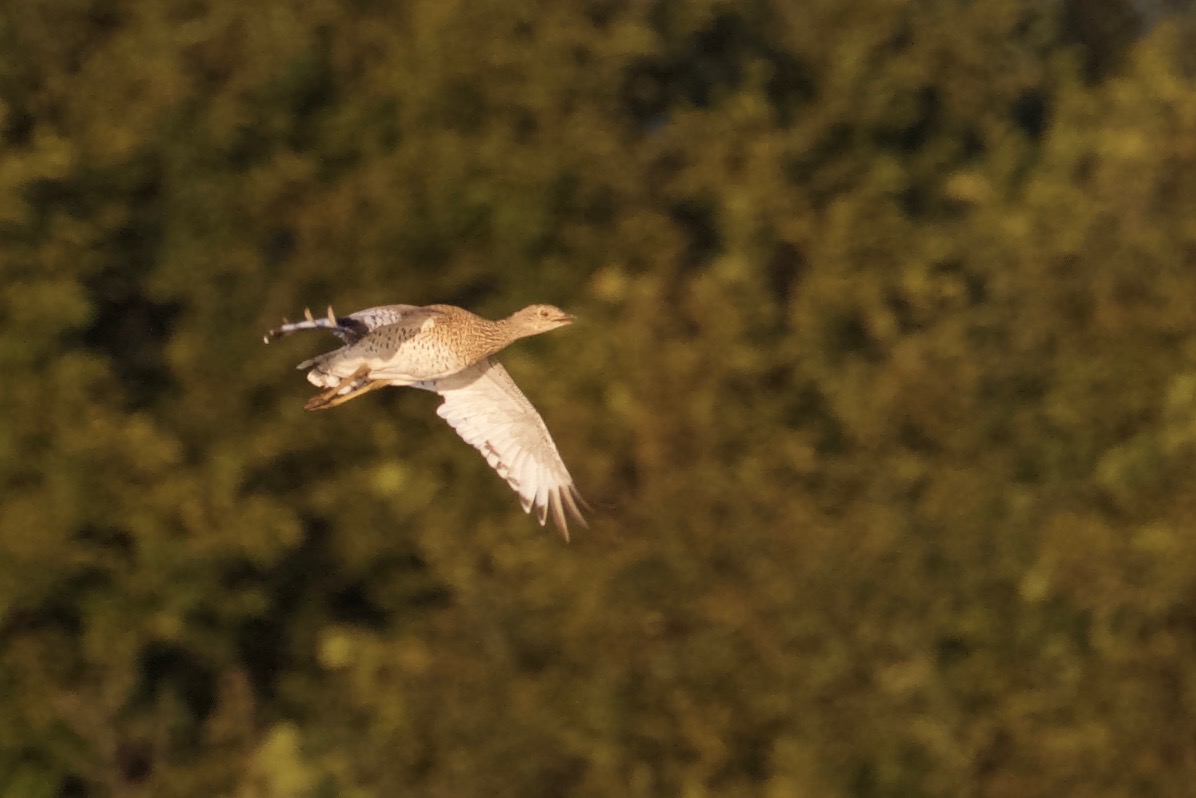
[266,304,587,538]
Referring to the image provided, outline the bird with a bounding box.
[264,302,587,539]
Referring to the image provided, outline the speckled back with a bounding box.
[309,304,513,384]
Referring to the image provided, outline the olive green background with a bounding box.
[3,1,1196,796]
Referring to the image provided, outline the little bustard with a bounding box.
[265,303,587,538]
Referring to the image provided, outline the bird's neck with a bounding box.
[493,315,534,344]
[472,316,523,357]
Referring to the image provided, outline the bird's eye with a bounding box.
[540,308,550,317]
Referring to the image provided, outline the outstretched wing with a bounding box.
[264,304,426,345]
[429,357,587,539]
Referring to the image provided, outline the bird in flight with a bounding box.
[264,303,587,539]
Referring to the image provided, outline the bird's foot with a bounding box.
[304,364,385,411]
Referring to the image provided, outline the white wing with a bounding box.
[428,357,587,539]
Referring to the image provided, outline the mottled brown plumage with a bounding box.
[264,303,587,538]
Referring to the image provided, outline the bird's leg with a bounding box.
[309,379,388,410]
[303,362,369,410]
[304,364,385,411]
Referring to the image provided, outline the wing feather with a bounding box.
[266,303,426,347]
[346,304,427,334]
[430,358,587,539]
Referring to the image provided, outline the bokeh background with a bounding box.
[4,1,1196,796]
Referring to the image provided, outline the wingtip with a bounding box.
[562,484,589,531]
[547,487,588,541]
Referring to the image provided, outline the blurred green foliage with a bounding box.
[3,0,1196,796]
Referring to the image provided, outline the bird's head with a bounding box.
[507,304,576,338]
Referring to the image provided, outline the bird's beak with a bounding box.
[559,312,576,325]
